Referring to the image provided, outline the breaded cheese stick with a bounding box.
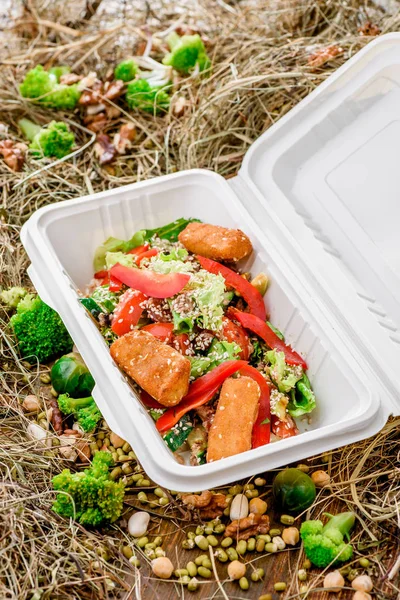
[110,330,190,407]
[178,222,253,262]
[207,376,260,462]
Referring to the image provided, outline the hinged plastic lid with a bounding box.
[239,33,400,415]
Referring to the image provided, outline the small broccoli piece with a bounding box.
[58,394,102,432]
[19,118,75,159]
[52,451,125,526]
[126,79,170,114]
[20,65,81,110]
[300,512,356,567]
[10,294,73,364]
[0,286,27,308]
[162,32,210,74]
[114,59,138,82]
[48,66,71,82]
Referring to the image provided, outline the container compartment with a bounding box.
[21,169,381,490]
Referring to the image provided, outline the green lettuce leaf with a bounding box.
[172,310,194,334]
[288,373,316,417]
[105,251,136,270]
[266,349,303,393]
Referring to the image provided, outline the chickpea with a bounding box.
[227,560,246,580]
[151,557,174,579]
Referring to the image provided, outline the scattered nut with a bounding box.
[323,570,345,591]
[113,123,136,155]
[281,527,299,546]
[95,133,116,165]
[128,511,150,537]
[0,140,26,171]
[110,432,126,448]
[230,494,249,520]
[227,560,246,580]
[22,395,41,412]
[352,575,373,593]
[311,470,330,487]
[151,556,174,579]
[249,497,267,515]
[353,592,372,600]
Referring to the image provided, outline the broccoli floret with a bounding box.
[0,286,27,308]
[114,59,138,82]
[126,79,170,114]
[300,512,356,567]
[162,32,211,74]
[52,451,125,526]
[20,65,81,110]
[19,118,75,159]
[10,294,73,364]
[58,394,102,432]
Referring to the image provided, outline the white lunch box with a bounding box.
[21,33,400,491]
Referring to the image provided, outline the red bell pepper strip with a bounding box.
[142,322,174,343]
[219,316,251,360]
[140,389,165,410]
[127,244,149,255]
[271,414,298,439]
[94,270,108,279]
[136,248,158,265]
[156,360,248,433]
[109,274,123,292]
[111,289,147,336]
[156,383,220,434]
[238,364,270,448]
[196,255,267,321]
[227,307,307,369]
[110,264,190,298]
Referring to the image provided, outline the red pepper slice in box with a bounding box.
[110,264,190,298]
[127,244,149,256]
[140,389,165,410]
[94,270,108,280]
[227,307,307,369]
[196,255,267,321]
[238,364,271,448]
[219,316,251,360]
[271,414,298,439]
[109,274,123,292]
[111,289,147,336]
[136,248,158,265]
[142,322,174,344]
[156,360,248,433]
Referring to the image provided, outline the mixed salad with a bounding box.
[81,218,316,465]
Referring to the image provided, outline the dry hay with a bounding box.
[0,1,400,599]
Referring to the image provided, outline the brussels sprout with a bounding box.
[273,468,316,514]
[51,353,95,397]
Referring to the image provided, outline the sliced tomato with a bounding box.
[140,389,165,409]
[94,270,108,279]
[142,322,174,343]
[109,274,123,292]
[136,248,158,265]
[271,414,298,439]
[127,244,149,256]
[110,264,190,298]
[219,316,251,360]
[111,289,147,336]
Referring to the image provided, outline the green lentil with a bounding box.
[153,536,163,547]
[40,373,51,384]
[259,595,273,600]
[257,534,271,542]
[195,554,208,566]
[221,537,233,548]
[265,543,278,553]
[182,539,195,550]
[174,569,188,578]
[269,528,281,537]
[155,548,165,557]
[119,454,131,462]
[302,559,311,570]
[186,562,197,577]
[90,442,99,455]
[359,558,370,568]
[227,547,238,561]
[247,538,256,552]
[179,575,191,585]
[154,487,167,498]
[140,479,151,487]
[215,548,228,562]
[339,566,351,577]
[158,497,168,506]
[207,535,218,547]
[197,566,211,579]
[187,531,196,540]
[195,535,209,551]
[145,542,156,550]
[111,452,118,462]
[122,545,133,559]
[298,569,307,581]
[214,523,226,534]
[122,476,133,486]
[51,438,60,447]
[243,483,254,491]
[223,507,230,516]
[129,451,136,459]
[122,442,131,453]
[121,463,133,475]
[132,473,143,482]
[274,582,287,592]
[236,540,247,555]
[296,464,310,473]
[251,568,265,582]
[347,569,359,582]
[145,548,155,559]
[195,526,204,535]
[188,578,199,592]
[204,525,214,535]
[136,537,148,548]
[97,432,106,440]
[254,477,266,486]
[137,492,147,503]
[239,577,249,591]
[256,539,265,553]
[129,556,140,568]
[50,387,58,397]
[229,484,243,495]
[280,514,295,525]
[299,585,308,595]
[245,489,259,499]
[202,558,212,570]
[116,448,124,456]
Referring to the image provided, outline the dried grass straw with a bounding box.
[1,0,400,598]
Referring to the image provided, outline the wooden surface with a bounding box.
[122,495,356,600]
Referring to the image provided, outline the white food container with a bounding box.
[21,34,400,491]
